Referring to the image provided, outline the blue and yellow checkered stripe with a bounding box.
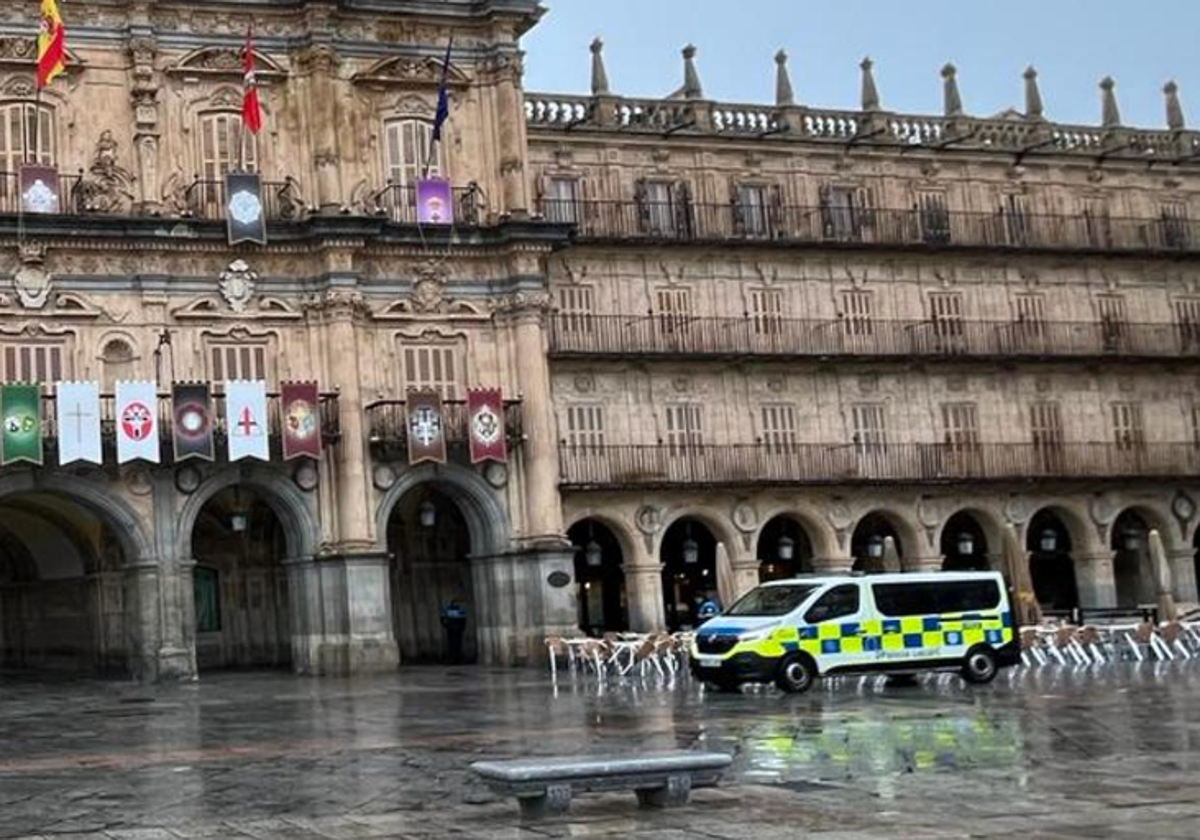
[702,611,1013,663]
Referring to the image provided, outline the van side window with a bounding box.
[804,584,860,624]
[872,580,1001,617]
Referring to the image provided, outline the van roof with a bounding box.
[758,571,1006,588]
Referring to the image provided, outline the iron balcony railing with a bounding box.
[558,442,1200,489]
[0,170,87,215]
[32,391,340,464]
[365,398,523,454]
[182,177,305,222]
[369,183,486,226]
[550,314,1200,362]
[541,199,1199,255]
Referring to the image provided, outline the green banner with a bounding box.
[2,384,42,465]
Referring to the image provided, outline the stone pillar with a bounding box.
[508,299,563,541]
[342,553,400,672]
[494,55,531,217]
[155,558,197,681]
[906,556,945,573]
[812,556,855,575]
[1075,551,1118,609]
[1168,549,1199,603]
[286,558,326,674]
[123,561,162,681]
[626,563,666,633]
[731,559,760,600]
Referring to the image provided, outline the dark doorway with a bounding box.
[851,512,904,572]
[660,518,718,631]
[941,512,990,572]
[757,516,814,581]
[1111,510,1153,609]
[569,519,628,637]
[1027,509,1079,611]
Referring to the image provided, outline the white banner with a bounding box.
[55,381,102,465]
[225,380,269,461]
[115,380,160,464]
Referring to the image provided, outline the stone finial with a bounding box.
[860,56,880,111]
[942,63,963,117]
[775,49,795,107]
[681,44,704,99]
[1024,66,1044,120]
[590,37,610,96]
[1165,81,1186,131]
[1100,76,1122,128]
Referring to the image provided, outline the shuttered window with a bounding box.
[544,177,579,224]
[760,404,797,454]
[1174,298,1200,344]
[655,287,692,334]
[750,288,784,336]
[199,112,256,179]
[1111,402,1145,451]
[929,292,964,339]
[1097,296,1127,347]
[2,342,65,382]
[0,102,54,173]
[736,184,769,237]
[641,181,678,234]
[1083,198,1112,247]
[665,404,703,454]
[1001,193,1030,245]
[402,344,460,399]
[209,343,268,383]
[384,119,442,188]
[941,403,980,452]
[1160,202,1190,248]
[915,191,951,243]
[851,404,888,454]
[565,404,605,450]
[841,290,873,337]
[1030,402,1063,448]
[556,285,595,334]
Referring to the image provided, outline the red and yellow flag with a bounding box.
[37,0,66,88]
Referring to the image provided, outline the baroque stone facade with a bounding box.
[0,2,1196,679]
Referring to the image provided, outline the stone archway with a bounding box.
[756,514,815,581]
[568,518,628,636]
[659,516,720,632]
[940,511,993,572]
[850,510,917,572]
[1111,509,1157,609]
[1027,508,1080,612]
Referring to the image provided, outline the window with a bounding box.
[941,403,980,452]
[402,343,460,399]
[821,185,867,241]
[1000,193,1029,245]
[871,580,1001,617]
[384,119,442,188]
[760,404,797,454]
[735,183,769,237]
[199,112,257,179]
[841,290,874,338]
[665,404,703,454]
[2,341,65,382]
[1159,202,1190,249]
[637,180,690,237]
[915,191,951,244]
[1111,402,1145,452]
[929,292,964,341]
[0,102,55,172]
[727,583,818,618]
[1175,298,1200,349]
[804,584,860,624]
[1030,402,1064,471]
[556,285,595,334]
[1190,404,1200,449]
[655,287,692,334]
[565,404,605,450]
[544,177,579,224]
[1083,198,1111,248]
[750,288,784,336]
[1097,296,1127,349]
[851,404,888,454]
[1013,294,1045,333]
[194,567,221,633]
[209,342,268,383]
[101,339,136,390]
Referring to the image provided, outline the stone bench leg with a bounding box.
[518,784,572,820]
[636,773,692,809]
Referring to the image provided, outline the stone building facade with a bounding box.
[0,1,1196,679]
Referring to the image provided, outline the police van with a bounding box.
[690,572,1019,693]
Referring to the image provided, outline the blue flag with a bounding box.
[432,39,453,142]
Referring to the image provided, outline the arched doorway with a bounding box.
[1111,510,1153,609]
[0,493,129,675]
[851,512,904,572]
[941,512,990,572]
[568,519,627,637]
[757,515,814,581]
[191,486,291,670]
[660,517,718,632]
[1027,509,1079,611]
[386,485,475,664]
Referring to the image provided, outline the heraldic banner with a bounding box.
[56,381,102,465]
[281,381,321,460]
[226,172,267,246]
[115,380,160,464]
[173,383,214,462]
[467,388,506,464]
[226,380,269,462]
[1,383,42,466]
[406,389,446,465]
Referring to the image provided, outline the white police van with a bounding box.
[690,571,1019,693]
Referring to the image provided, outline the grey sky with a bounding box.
[522,1,1200,130]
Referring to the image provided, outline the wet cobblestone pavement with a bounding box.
[2,664,1200,839]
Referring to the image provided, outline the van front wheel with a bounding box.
[961,646,999,685]
[775,655,816,694]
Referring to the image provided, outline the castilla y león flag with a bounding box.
[281,382,321,460]
[2,383,42,466]
[406,390,446,465]
[172,383,214,462]
[467,388,507,465]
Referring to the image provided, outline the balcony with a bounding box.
[541,199,1199,256]
[366,399,524,460]
[558,442,1200,490]
[30,391,340,465]
[367,183,486,226]
[550,315,1200,363]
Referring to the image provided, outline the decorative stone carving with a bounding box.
[275,176,307,221]
[732,501,758,534]
[373,464,397,491]
[175,465,203,494]
[635,505,664,552]
[293,462,319,492]
[77,131,135,214]
[1172,492,1196,524]
[411,261,448,313]
[483,461,508,489]
[13,243,50,310]
[1004,495,1033,525]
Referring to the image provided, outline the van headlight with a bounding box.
[738,628,776,643]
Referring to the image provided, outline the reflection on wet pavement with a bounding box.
[1,663,1200,838]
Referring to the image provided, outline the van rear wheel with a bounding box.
[775,655,815,694]
[961,646,999,685]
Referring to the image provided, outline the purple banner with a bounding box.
[416,178,453,225]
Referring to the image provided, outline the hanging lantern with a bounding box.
[1039,529,1058,553]
[777,535,795,561]
[683,537,699,564]
[956,532,975,557]
[419,500,437,528]
[867,535,884,559]
[230,513,248,533]
[585,540,603,567]
[1122,527,1145,552]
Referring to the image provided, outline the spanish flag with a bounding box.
[37,0,66,89]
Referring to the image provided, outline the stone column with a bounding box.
[123,561,162,681]
[342,553,400,673]
[625,536,666,632]
[507,297,563,541]
[155,558,197,681]
[1075,551,1118,609]
[493,54,531,217]
[1168,549,1199,603]
[286,558,326,674]
[812,556,855,575]
[731,559,761,600]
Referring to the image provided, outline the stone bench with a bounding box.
[469,751,732,819]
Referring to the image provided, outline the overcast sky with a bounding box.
[522,1,1200,129]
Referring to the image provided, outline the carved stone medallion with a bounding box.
[219,259,257,313]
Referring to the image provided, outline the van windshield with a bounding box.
[726,584,819,617]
